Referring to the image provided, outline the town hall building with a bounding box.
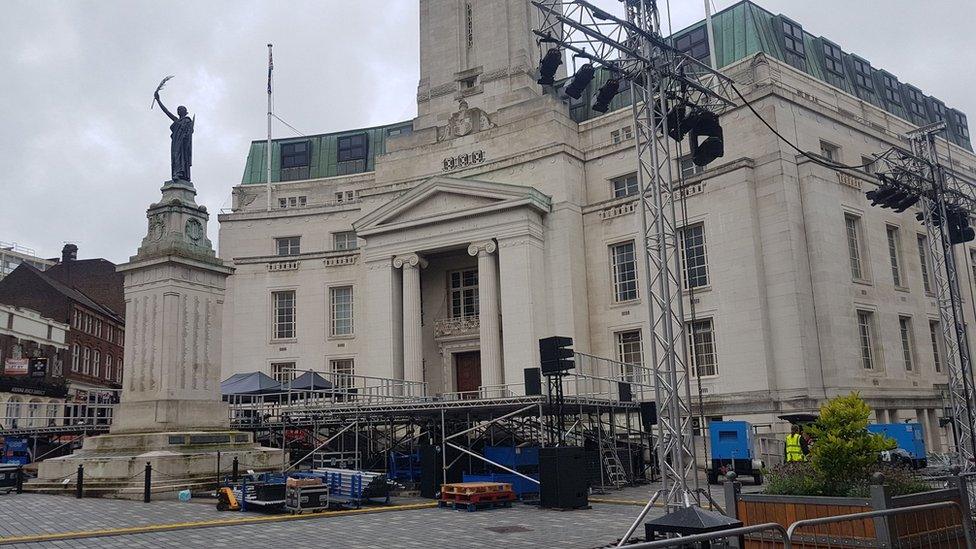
[218,0,975,450]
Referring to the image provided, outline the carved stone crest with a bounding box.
[439,99,494,141]
[185,218,204,243]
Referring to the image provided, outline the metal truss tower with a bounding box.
[533,0,737,540]
[900,124,976,470]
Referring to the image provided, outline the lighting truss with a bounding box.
[533,0,738,533]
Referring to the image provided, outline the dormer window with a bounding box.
[782,19,805,57]
[822,41,843,76]
[882,74,901,104]
[852,58,873,92]
[906,87,926,118]
[337,133,368,175]
[280,140,310,181]
[675,26,709,62]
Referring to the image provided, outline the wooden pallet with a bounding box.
[441,490,517,504]
[441,482,513,496]
[438,499,514,512]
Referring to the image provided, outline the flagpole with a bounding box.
[266,43,273,212]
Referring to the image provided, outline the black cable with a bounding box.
[727,80,894,172]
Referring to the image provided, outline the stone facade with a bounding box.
[0,305,68,429]
[218,2,976,451]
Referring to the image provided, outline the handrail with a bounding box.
[786,500,970,547]
[618,522,790,548]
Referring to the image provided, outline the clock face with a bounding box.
[185,218,204,242]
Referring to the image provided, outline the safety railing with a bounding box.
[618,523,790,548]
[786,500,971,548]
[1,389,121,434]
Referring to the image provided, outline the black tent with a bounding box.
[221,372,282,396]
[288,371,334,391]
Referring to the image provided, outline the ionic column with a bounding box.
[394,253,427,384]
[469,240,502,393]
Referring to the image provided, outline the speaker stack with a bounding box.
[539,446,589,510]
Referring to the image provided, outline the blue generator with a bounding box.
[868,423,927,469]
[707,421,763,485]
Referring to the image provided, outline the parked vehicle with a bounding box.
[707,421,764,485]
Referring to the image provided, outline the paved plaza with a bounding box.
[0,490,678,548]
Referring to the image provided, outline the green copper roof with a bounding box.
[241,121,411,185]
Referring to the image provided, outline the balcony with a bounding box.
[433,315,479,339]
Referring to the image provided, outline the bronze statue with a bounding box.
[152,76,194,182]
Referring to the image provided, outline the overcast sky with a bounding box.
[1,0,973,264]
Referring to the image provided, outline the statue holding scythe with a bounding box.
[152,76,194,182]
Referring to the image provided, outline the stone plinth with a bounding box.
[33,179,284,496]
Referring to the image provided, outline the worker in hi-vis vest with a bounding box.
[785,425,806,462]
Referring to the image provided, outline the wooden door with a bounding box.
[454,351,482,396]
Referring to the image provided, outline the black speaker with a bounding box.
[618,382,632,403]
[539,446,589,509]
[524,368,542,395]
[640,401,657,426]
[419,444,441,499]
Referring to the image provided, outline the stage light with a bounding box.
[563,63,596,100]
[537,48,563,86]
[592,78,622,113]
[687,110,724,166]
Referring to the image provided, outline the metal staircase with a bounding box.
[595,420,627,488]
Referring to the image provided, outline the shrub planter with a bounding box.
[724,479,972,547]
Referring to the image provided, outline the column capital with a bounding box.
[393,253,428,269]
[467,239,497,257]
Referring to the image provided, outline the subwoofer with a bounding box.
[539,446,589,509]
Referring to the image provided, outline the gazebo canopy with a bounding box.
[289,371,334,391]
[220,372,282,395]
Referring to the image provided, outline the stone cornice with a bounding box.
[232,249,360,265]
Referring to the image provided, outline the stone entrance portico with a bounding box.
[354,177,550,393]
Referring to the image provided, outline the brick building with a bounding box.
[0,246,124,402]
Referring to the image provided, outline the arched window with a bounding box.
[27,399,42,428]
[105,355,113,381]
[83,347,91,375]
[5,397,23,429]
[93,350,100,377]
[72,344,81,372]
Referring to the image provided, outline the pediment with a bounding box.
[354,176,550,236]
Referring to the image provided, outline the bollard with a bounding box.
[76,464,84,499]
[232,457,239,482]
[143,462,152,503]
[15,466,23,494]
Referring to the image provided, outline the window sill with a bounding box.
[610,299,640,309]
[894,286,910,293]
[270,338,298,344]
[328,334,356,341]
[852,278,873,287]
[683,285,712,295]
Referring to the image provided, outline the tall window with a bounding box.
[611,173,638,198]
[84,315,92,333]
[331,359,355,389]
[899,316,915,372]
[271,362,296,384]
[280,141,311,182]
[846,214,865,280]
[931,100,947,122]
[272,290,296,340]
[781,19,805,56]
[105,355,113,381]
[679,223,708,289]
[71,344,80,372]
[95,320,102,338]
[857,310,876,370]
[450,269,479,318]
[610,242,638,302]
[615,330,643,382]
[679,156,705,179]
[333,231,358,251]
[92,350,100,378]
[886,226,903,287]
[929,320,943,373]
[688,319,717,377]
[954,112,970,140]
[330,286,354,336]
[852,58,874,91]
[83,347,91,375]
[116,357,123,382]
[275,236,301,256]
[822,41,844,75]
[918,235,932,293]
[337,133,368,174]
